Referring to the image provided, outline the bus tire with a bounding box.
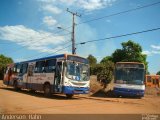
[13,81,20,91]
[29,90,36,93]
[44,84,51,97]
[66,94,73,99]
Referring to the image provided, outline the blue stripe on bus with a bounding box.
[3,80,89,95]
[63,86,89,94]
[113,87,145,97]
[15,54,65,64]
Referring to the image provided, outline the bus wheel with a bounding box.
[44,84,51,97]
[29,90,36,93]
[13,81,20,91]
[66,94,73,99]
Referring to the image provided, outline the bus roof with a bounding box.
[15,54,87,64]
[116,62,144,65]
[16,54,65,64]
[146,75,160,77]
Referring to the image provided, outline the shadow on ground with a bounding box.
[90,89,143,99]
[0,86,79,100]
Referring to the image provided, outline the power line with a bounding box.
[22,40,72,61]
[77,1,160,25]
[77,27,160,45]
[41,1,160,37]
[16,27,160,62]
[2,32,71,55]
[2,1,160,58]
[45,44,72,57]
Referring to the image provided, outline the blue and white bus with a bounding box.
[3,54,90,98]
[113,62,145,97]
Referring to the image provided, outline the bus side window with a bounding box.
[28,66,34,76]
[35,61,45,73]
[17,64,21,73]
[19,64,23,74]
[13,65,16,73]
[22,63,28,74]
[45,59,56,73]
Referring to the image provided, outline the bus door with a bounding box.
[54,61,63,93]
[26,63,35,89]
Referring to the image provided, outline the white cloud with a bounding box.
[59,0,76,6]
[43,16,57,26]
[142,50,160,56]
[35,0,116,57]
[151,45,160,50]
[38,0,116,12]
[143,45,160,56]
[152,50,160,54]
[142,50,152,56]
[77,0,116,11]
[37,0,56,3]
[0,25,69,54]
[42,5,62,14]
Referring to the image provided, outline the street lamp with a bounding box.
[57,27,72,33]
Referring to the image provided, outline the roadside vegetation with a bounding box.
[87,40,149,89]
[0,54,13,80]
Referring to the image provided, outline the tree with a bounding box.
[156,71,160,75]
[111,40,148,71]
[96,61,114,88]
[0,54,13,80]
[100,56,112,63]
[87,54,97,75]
[87,54,97,66]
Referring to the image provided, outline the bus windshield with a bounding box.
[115,67,145,85]
[66,62,89,81]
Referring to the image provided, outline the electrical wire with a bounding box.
[77,27,160,45]
[77,1,160,25]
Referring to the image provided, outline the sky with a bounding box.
[0,0,160,74]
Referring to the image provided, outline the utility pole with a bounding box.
[67,8,81,54]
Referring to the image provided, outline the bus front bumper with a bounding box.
[63,86,89,94]
[113,87,145,97]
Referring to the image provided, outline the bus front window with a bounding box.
[66,62,89,81]
[115,68,145,85]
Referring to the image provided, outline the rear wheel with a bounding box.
[44,84,51,97]
[29,90,36,93]
[66,94,73,99]
[13,81,20,91]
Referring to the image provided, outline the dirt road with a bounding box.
[0,80,160,114]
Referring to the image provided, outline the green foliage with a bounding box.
[87,54,114,88]
[156,71,160,75]
[87,54,97,75]
[87,54,97,66]
[100,56,112,63]
[86,40,148,87]
[0,54,13,79]
[96,61,114,84]
[111,40,148,72]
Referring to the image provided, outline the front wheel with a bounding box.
[66,94,73,99]
[44,84,52,97]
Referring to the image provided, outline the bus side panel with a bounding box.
[26,73,55,91]
[3,67,18,87]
